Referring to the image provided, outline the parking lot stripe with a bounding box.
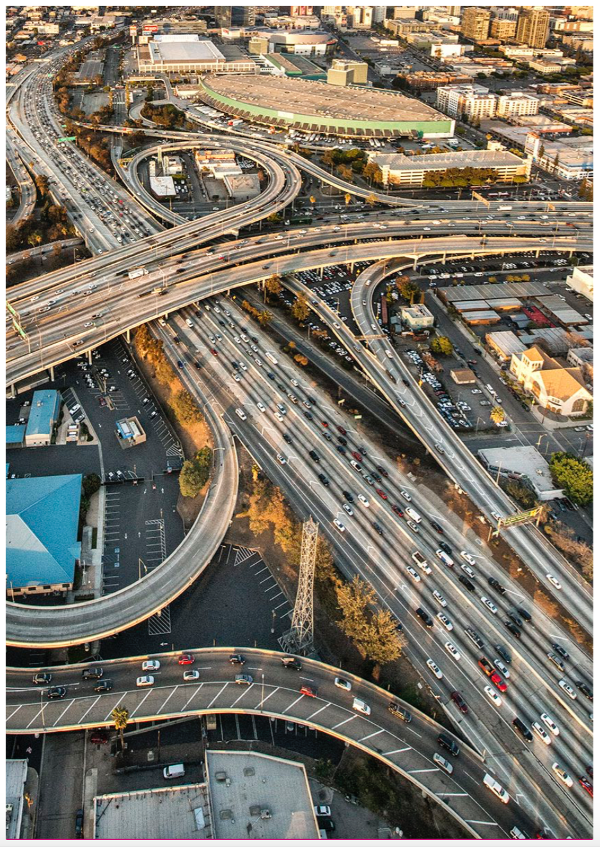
[206,683,229,709]
[182,684,204,712]
[332,715,357,730]
[130,691,154,718]
[281,694,305,715]
[273,600,288,610]
[156,686,179,714]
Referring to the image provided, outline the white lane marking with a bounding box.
[230,684,254,707]
[387,747,411,754]
[464,821,500,826]
[332,714,358,730]
[257,687,279,711]
[52,699,76,727]
[104,691,127,721]
[408,768,438,774]
[436,792,468,797]
[307,703,330,722]
[130,691,153,718]
[359,728,385,742]
[156,686,179,714]
[6,704,23,720]
[78,696,102,725]
[182,684,204,712]
[207,683,229,709]
[281,694,305,715]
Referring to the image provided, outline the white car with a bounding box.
[333,519,346,533]
[480,596,498,615]
[426,659,443,679]
[493,659,510,679]
[358,494,370,507]
[436,612,453,631]
[256,402,266,412]
[532,722,551,745]
[186,318,193,328]
[484,685,502,707]
[546,574,562,590]
[400,490,412,502]
[291,379,299,387]
[460,551,476,566]
[274,411,284,422]
[558,679,577,700]
[142,660,160,671]
[343,503,354,516]
[444,641,461,661]
[552,763,573,788]
[471,389,482,395]
[352,697,371,715]
[540,713,560,736]
[136,675,154,687]
[407,566,421,583]
[483,774,510,804]
[334,677,352,691]
[432,590,447,608]
[277,454,287,465]
[183,670,200,682]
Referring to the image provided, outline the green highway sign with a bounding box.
[58,136,76,142]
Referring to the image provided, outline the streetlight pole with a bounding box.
[261,674,265,713]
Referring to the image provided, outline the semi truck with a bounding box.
[128,267,148,280]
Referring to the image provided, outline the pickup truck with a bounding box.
[478,656,495,677]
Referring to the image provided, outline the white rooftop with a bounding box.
[206,750,319,840]
[6,759,28,841]
[151,37,224,62]
[478,446,562,497]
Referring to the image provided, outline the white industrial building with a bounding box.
[478,446,564,501]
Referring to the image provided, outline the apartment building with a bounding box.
[436,84,497,120]
[490,18,517,40]
[496,92,540,118]
[461,7,491,42]
[515,7,550,49]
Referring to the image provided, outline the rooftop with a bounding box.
[6,474,82,589]
[201,74,447,125]
[150,35,224,63]
[6,759,28,840]
[206,750,319,840]
[94,783,212,840]
[440,281,549,303]
[372,149,525,172]
[478,446,562,496]
[6,424,26,444]
[26,389,60,437]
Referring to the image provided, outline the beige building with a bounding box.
[327,59,368,86]
[436,84,497,120]
[371,149,530,187]
[496,92,540,118]
[510,346,592,416]
[566,265,593,302]
[461,7,491,42]
[515,7,550,49]
[400,304,435,330]
[490,18,517,40]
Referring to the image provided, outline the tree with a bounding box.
[257,310,273,327]
[35,174,49,197]
[179,447,212,498]
[429,336,453,356]
[396,276,420,303]
[490,406,506,425]
[111,706,129,750]
[264,274,282,300]
[335,576,402,665]
[365,192,377,207]
[291,294,310,323]
[549,452,593,505]
[344,192,352,206]
[172,390,203,426]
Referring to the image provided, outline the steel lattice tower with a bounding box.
[279,517,318,656]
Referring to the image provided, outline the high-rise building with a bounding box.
[446,6,462,16]
[461,7,491,42]
[214,6,256,28]
[490,18,517,40]
[515,7,550,49]
[437,84,496,120]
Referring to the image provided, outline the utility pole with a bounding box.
[279,517,318,656]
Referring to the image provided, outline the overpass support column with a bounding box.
[348,261,354,273]
[8,383,16,399]
[534,248,540,258]
[413,255,418,271]
[49,365,55,382]
[318,267,323,279]
[87,349,93,365]
[125,328,131,343]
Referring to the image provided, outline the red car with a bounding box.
[178,654,195,665]
[351,451,362,462]
[451,691,468,714]
[97,396,106,406]
[490,672,507,693]
[300,686,317,698]
[391,504,404,517]
[337,426,347,435]
[579,777,593,797]
[376,489,388,501]
[210,349,218,356]
[90,731,109,744]
[321,421,329,428]
[376,466,388,477]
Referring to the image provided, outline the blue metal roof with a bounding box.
[6,425,26,444]
[25,390,60,438]
[6,474,82,589]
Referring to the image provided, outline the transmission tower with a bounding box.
[279,517,318,656]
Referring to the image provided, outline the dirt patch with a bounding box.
[177,480,210,531]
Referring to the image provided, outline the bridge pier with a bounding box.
[125,328,131,343]
[87,349,93,364]
[318,266,323,279]
[49,365,55,382]
[8,383,16,399]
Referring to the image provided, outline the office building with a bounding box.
[436,84,497,120]
[370,149,530,187]
[24,389,60,447]
[327,59,368,86]
[515,7,550,48]
[215,6,256,28]
[496,92,540,118]
[461,7,491,41]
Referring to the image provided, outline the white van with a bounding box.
[163,763,185,779]
[483,773,510,804]
[235,408,247,421]
[405,507,421,524]
[266,351,278,365]
[352,697,371,715]
[436,550,454,568]
[510,828,528,840]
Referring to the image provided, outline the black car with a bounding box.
[488,577,506,595]
[319,819,336,832]
[358,446,367,456]
[337,436,348,445]
[552,643,569,661]
[267,371,275,380]
[504,621,521,639]
[47,686,67,700]
[309,450,320,463]
[430,520,444,534]
[283,433,293,444]
[304,411,313,420]
[94,680,113,693]
[75,808,84,839]
[458,575,475,592]
[336,445,346,455]
[229,654,246,665]
[376,466,389,477]
[517,607,532,623]
[546,653,565,672]
[439,541,452,556]
[451,691,468,714]
[82,667,103,681]
[437,733,459,757]
[575,681,593,701]
[318,473,330,486]
[281,657,302,670]
[402,378,410,387]
[373,522,384,536]
[465,627,484,649]
[322,431,332,441]
[507,611,523,628]
[512,717,533,743]
[495,645,512,664]
[343,491,354,502]
[415,607,433,628]
[32,673,52,685]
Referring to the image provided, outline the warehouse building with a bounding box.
[400,304,435,331]
[485,331,527,362]
[197,75,455,139]
[24,389,60,447]
[6,474,82,597]
[138,34,257,74]
[566,265,593,302]
[369,149,531,187]
[478,447,563,501]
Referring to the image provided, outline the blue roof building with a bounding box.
[6,425,26,447]
[6,474,82,595]
[25,390,60,447]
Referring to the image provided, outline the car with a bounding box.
[183,670,200,681]
[504,621,521,639]
[178,654,194,665]
[488,577,506,595]
[579,777,593,798]
[333,518,346,533]
[136,676,154,687]
[229,654,246,665]
[82,668,104,680]
[400,490,412,502]
[437,733,459,757]
[283,433,292,444]
[353,697,371,715]
[426,659,443,679]
[445,641,461,661]
[375,488,388,500]
[357,494,369,507]
[342,503,354,516]
[47,686,67,699]
[483,773,510,804]
[430,520,444,534]
[90,731,109,744]
[432,590,447,608]
[484,685,502,707]
[334,677,352,691]
[32,673,52,685]
[406,566,421,583]
[388,702,411,721]
[575,681,593,701]
[300,685,317,697]
[493,658,510,680]
[546,574,562,590]
[547,653,565,672]
[281,657,302,670]
[552,764,573,788]
[235,674,253,685]
[314,805,331,818]
[540,713,560,736]
[451,691,468,714]
[142,660,160,672]
[558,679,577,700]
[532,722,552,745]
[436,612,453,631]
